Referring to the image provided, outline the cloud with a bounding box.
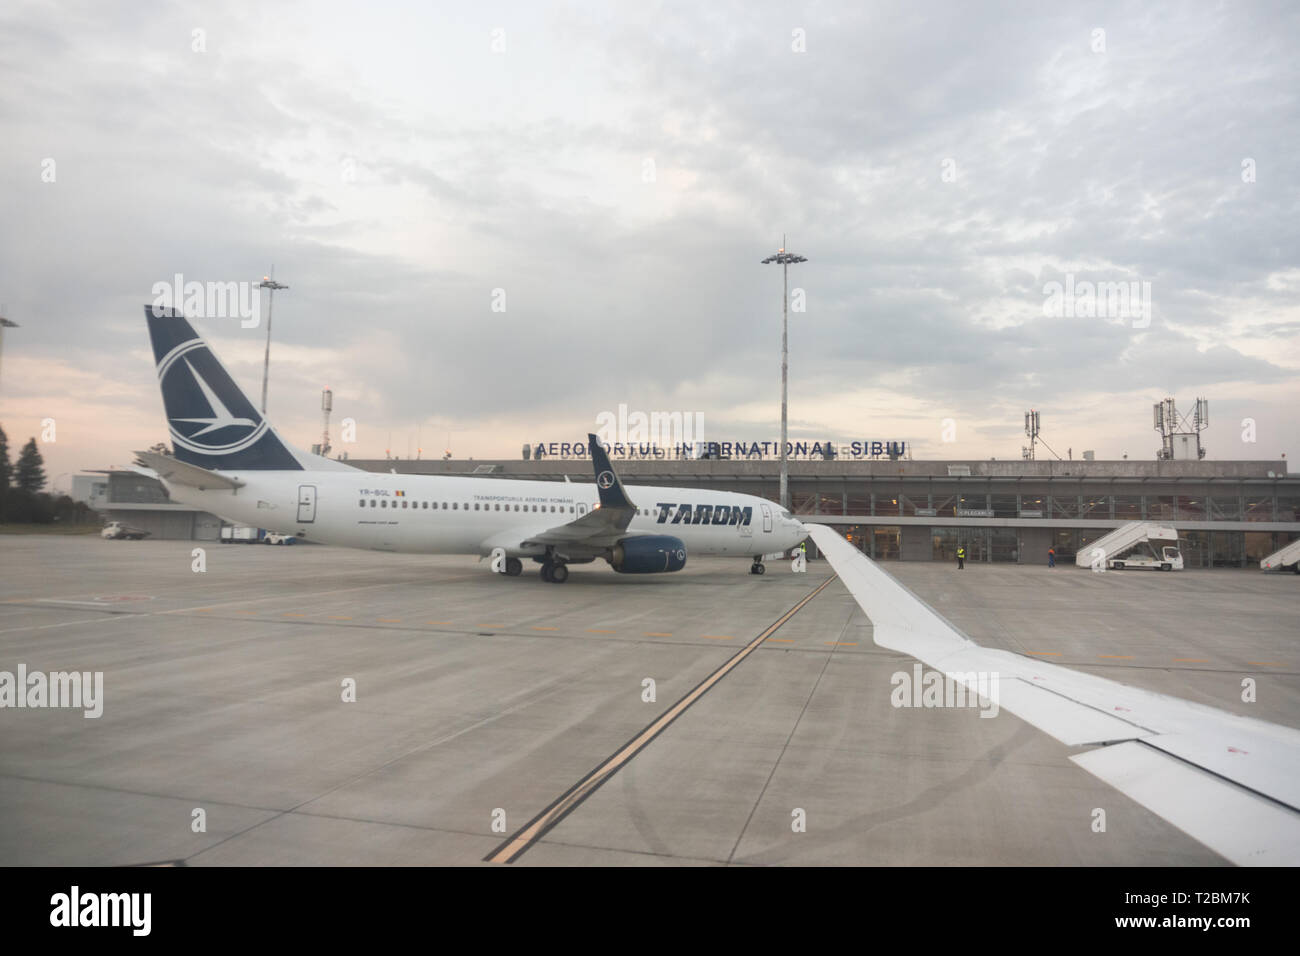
[1,0,1296,482]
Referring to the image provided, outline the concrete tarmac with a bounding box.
[1,536,1295,865]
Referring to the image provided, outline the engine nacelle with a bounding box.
[609,535,688,573]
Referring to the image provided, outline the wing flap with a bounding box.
[1072,743,1300,866]
[520,506,630,548]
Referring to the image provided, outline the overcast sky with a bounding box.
[2,0,1298,487]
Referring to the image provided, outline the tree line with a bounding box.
[0,424,95,525]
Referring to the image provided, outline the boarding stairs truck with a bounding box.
[1075,521,1183,571]
[1260,538,1300,573]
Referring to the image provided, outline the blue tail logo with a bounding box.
[159,343,267,455]
[146,306,303,470]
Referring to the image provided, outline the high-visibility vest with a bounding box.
[957,548,965,557]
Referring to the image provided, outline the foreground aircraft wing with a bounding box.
[133,449,245,490]
[518,434,639,551]
[805,523,1300,866]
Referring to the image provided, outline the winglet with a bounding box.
[588,434,633,510]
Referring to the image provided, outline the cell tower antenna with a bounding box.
[313,387,333,457]
[1153,397,1208,460]
[1023,409,1040,460]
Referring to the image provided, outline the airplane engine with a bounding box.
[609,535,688,573]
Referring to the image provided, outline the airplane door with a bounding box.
[762,504,772,533]
[297,485,317,523]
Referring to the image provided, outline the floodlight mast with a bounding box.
[761,238,808,511]
[258,271,289,414]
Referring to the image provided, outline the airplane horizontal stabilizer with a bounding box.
[133,450,245,490]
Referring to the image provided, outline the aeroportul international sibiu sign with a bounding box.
[528,440,908,460]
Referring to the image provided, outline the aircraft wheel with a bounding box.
[550,564,569,583]
[751,562,765,575]
[505,557,523,577]
[540,563,553,582]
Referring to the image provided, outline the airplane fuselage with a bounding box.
[166,469,806,559]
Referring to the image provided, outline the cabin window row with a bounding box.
[358,499,583,513]
[356,500,721,521]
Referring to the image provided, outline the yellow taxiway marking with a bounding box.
[1173,658,1209,663]
[194,608,213,613]
[329,616,353,621]
[586,628,616,634]
[644,632,673,637]
[825,642,858,647]
[486,575,838,865]
[232,610,258,615]
[426,621,452,626]
[377,618,402,623]
[1027,651,1061,656]
[531,626,559,631]
[702,634,734,640]
[1098,654,1133,659]
[1248,661,1284,667]
[282,613,308,618]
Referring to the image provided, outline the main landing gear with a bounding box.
[504,557,523,577]
[750,557,766,575]
[539,557,569,583]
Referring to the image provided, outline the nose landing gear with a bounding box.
[750,558,766,575]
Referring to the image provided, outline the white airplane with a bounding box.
[134,306,807,582]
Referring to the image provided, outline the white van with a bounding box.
[101,521,149,540]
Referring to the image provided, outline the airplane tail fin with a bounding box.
[587,433,634,510]
[144,305,345,472]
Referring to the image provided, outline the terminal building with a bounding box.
[91,456,1299,568]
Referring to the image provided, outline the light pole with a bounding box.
[761,238,807,511]
[258,272,289,414]
[0,315,18,394]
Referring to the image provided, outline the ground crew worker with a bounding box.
[956,545,965,570]
[799,541,807,559]
[1048,547,1056,569]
